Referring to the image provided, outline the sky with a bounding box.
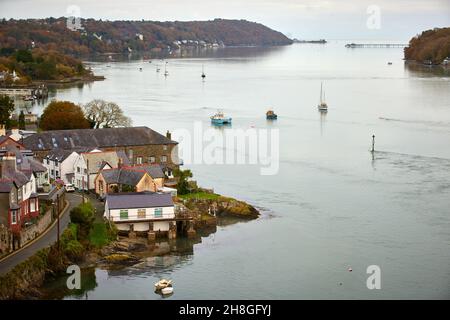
[0,0,449,40]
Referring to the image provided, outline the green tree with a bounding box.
[14,49,33,63]
[40,100,90,131]
[70,202,95,243]
[18,110,26,130]
[173,169,193,195]
[0,95,15,129]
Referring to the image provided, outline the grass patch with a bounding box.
[88,223,109,248]
[178,192,220,200]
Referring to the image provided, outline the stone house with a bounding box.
[94,164,165,197]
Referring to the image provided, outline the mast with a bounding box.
[320,82,323,104]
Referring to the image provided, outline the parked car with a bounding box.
[64,184,75,192]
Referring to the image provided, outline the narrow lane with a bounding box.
[0,193,82,275]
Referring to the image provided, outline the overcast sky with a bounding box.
[0,0,449,40]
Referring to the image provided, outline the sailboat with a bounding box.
[164,62,169,76]
[201,64,206,79]
[317,82,328,112]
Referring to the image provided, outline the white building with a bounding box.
[43,149,80,184]
[104,192,175,233]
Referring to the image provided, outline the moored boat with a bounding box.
[317,82,328,112]
[154,279,172,291]
[211,111,232,125]
[266,109,277,120]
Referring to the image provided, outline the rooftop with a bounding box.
[23,126,177,151]
[106,192,173,210]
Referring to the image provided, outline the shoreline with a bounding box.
[0,192,260,300]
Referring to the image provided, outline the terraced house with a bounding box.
[22,127,180,176]
[0,151,47,251]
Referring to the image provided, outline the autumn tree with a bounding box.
[40,100,90,131]
[83,99,132,128]
[0,95,15,129]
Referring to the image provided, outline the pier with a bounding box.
[345,43,407,48]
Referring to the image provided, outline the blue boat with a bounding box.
[266,109,277,120]
[211,111,232,125]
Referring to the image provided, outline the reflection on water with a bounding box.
[34,42,450,299]
[404,61,450,77]
[40,227,217,299]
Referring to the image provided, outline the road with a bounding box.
[0,193,83,275]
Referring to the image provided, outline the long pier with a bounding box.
[345,43,407,48]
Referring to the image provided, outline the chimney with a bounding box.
[0,124,5,137]
[166,130,171,140]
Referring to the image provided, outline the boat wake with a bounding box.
[379,117,450,128]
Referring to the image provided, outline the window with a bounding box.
[149,156,155,163]
[163,145,168,151]
[137,209,146,219]
[160,155,167,163]
[11,210,17,224]
[136,156,143,165]
[55,170,59,178]
[77,167,80,173]
[120,210,128,220]
[51,169,54,176]
[154,208,163,218]
[84,168,87,174]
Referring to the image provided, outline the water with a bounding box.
[36,41,450,299]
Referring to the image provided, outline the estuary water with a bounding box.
[35,41,450,299]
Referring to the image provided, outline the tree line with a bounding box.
[0,18,292,57]
[0,96,131,131]
[404,27,450,64]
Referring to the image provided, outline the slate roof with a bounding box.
[23,126,177,151]
[106,192,173,210]
[99,164,164,186]
[101,168,146,186]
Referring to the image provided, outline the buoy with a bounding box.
[348,267,353,272]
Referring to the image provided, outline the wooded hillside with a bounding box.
[404,28,450,64]
[0,18,292,57]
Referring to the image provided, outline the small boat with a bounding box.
[266,109,277,120]
[211,111,232,125]
[156,65,161,73]
[154,279,172,291]
[201,64,206,79]
[387,62,392,65]
[139,67,143,71]
[161,287,173,295]
[317,82,328,112]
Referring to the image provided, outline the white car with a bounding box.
[64,184,75,192]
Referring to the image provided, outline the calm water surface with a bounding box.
[35,41,450,299]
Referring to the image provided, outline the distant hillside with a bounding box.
[404,27,450,64]
[0,18,292,57]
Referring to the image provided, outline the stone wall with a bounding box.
[19,209,53,247]
[0,224,11,256]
